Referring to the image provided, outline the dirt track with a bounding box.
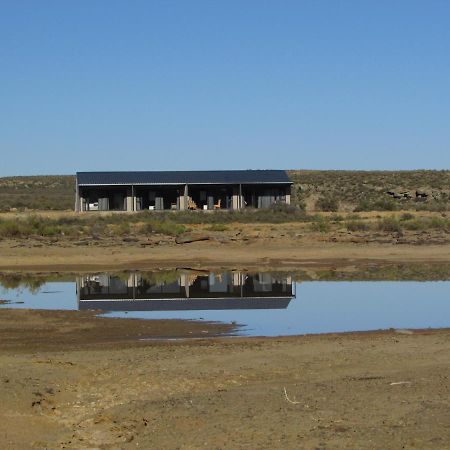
[0,309,449,449]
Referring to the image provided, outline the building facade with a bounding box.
[75,170,292,212]
[77,271,294,311]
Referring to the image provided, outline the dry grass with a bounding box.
[1,171,449,213]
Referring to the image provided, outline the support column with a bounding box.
[285,185,291,205]
[179,184,188,210]
[75,181,80,212]
[126,186,134,212]
[79,196,86,212]
[232,186,240,210]
[239,184,244,209]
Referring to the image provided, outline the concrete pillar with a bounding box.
[285,185,291,205]
[126,187,134,212]
[75,183,80,212]
[232,186,240,210]
[239,184,244,209]
[79,197,86,212]
[126,196,133,211]
[179,184,188,210]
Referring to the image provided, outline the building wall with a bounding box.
[76,183,292,212]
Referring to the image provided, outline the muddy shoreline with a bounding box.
[1,308,449,448]
[1,239,450,273]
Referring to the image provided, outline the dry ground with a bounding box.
[0,210,450,272]
[0,309,449,449]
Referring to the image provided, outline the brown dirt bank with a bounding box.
[0,308,449,448]
[1,239,450,273]
[0,309,237,353]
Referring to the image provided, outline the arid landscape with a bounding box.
[1,310,449,449]
[3,1,450,447]
[1,170,449,213]
[1,173,450,449]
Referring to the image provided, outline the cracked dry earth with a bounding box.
[1,328,450,449]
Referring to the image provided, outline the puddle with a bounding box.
[1,271,449,337]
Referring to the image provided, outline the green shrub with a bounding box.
[401,217,449,232]
[346,220,369,232]
[377,218,403,233]
[402,219,425,231]
[310,215,331,232]
[355,199,398,212]
[330,214,344,222]
[115,222,131,236]
[0,220,22,237]
[315,196,339,212]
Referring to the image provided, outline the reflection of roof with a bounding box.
[76,170,292,186]
[78,297,293,311]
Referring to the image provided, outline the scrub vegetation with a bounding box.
[0,176,74,211]
[288,170,450,212]
[0,210,448,241]
[1,170,449,212]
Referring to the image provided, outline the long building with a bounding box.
[77,272,294,311]
[75,170,292,212]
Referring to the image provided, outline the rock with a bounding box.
[175,234,211,244]
[386,191,402,199]
[122,237,139,243]
[416,190,428,198]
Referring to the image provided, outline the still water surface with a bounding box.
[1,271,449,337]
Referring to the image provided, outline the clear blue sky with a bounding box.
[1,0,449,176]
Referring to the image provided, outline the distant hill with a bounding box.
[288,170,450,212]
[0,171,449,212]
[0,175,75,211]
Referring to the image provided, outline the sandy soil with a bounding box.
[1,211,449,271]
[0,309,449,449]
[1,237,450,273]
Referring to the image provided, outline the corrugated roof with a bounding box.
[76,170,292,185]
[78,297,292,311]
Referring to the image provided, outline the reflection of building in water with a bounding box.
[77,272,294,311]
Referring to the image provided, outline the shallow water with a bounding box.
[1,271,449,337]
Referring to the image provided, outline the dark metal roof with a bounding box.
[76,170,292,186]
[78,297,292,311]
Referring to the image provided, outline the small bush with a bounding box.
[346,220,369,232]
[330,214,344,222]
[377,218,403,233]
[402,219,425,231]
[0,220,22,237]
[115,222,131,236]
[355,199,398,212]
[310,215,331,232]
[315,196,339,212]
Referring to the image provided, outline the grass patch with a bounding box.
[315,195,339,212]
[376,218,403,233]
[310,215,331,233]
[140,221,186,236]
[207,224,228,232]
[346,220,369,232]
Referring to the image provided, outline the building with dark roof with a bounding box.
[77,272,294,311]
[75,170,292,212]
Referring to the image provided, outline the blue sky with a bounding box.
[1,0,449,176]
